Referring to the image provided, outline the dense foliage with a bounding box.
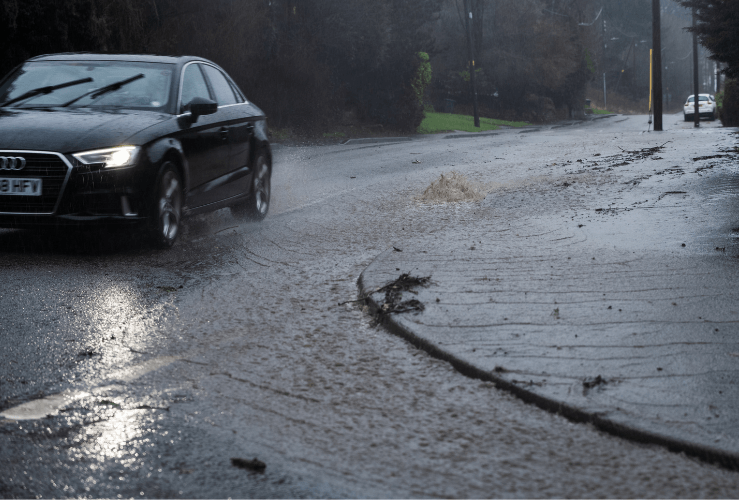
[432,0,599,121]
[680,0,739,79]
[718,79,739,126]
[0,0,442,132]
[0,0,704,128]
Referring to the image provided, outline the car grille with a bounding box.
[0,151,71,214]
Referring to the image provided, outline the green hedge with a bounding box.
[719,79,739,127]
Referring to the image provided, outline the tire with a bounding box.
[231,153,271,221]
[148,162,183,248]
[709,112,716,121]
[684,114,691,122]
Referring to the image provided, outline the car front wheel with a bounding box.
[231,153,271,221]
[148,162,183,248]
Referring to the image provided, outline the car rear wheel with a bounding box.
[231,153,271,221]
[148,162,183,248]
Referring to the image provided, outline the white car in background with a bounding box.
[684,94,716,121]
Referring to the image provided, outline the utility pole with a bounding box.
[464,0,480,127]
[692,7,700,128]
[652,0,663,131]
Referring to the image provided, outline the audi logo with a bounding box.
[0,156,27,171]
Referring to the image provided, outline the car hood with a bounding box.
[0,108,171,153]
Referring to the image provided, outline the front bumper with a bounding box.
[0,213,146,229]
[0,149,155,229]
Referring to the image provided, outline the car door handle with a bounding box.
[219,127,229,141]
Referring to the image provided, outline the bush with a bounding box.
[719,79,739,127]
[412,52,432,107]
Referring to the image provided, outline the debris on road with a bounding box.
[583,375,607,390]
[693,154,729,162]
[231,457,266,472]
[376,274,432,315]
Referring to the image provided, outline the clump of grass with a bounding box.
[418,112,528,134]
[417,171,489,203]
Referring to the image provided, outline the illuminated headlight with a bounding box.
[73,146,141,168]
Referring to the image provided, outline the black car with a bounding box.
[0,53,272,247]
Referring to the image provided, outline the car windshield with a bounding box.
[687,96,709,103]
[0,60,174,111]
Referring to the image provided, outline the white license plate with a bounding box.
[0,177,43,196]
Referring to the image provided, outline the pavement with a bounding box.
[359,113,739,468]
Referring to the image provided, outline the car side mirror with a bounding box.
[187,97,218,120]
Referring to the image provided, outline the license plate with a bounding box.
[0,177,43,196]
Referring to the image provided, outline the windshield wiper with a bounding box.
[62,73,145,108]
[1,77,94,107]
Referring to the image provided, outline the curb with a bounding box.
[443,132,500,140]
[357,260,739,471]
[342,137,413,145]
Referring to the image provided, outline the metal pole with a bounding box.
[464,0,480,128]
[652,0,663,131]
[692,7,700,128]
[603,73,607,110]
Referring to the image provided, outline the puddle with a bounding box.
[0,356,180,421]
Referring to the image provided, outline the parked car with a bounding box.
[684,93,716,121]
[0,53,272,247]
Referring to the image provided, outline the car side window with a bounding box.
[229,80,246,103]
[202,65,238,106]
[180,64,211,112]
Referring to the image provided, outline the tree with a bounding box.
[0,0,443,132]
[680,0,739,79]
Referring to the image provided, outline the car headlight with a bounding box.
[73,146,141,168]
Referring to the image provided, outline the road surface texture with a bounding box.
[1,113,739,497]
[360,114,739,466]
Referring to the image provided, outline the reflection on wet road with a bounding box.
[2,113,739,497]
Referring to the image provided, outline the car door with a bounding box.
[176,62,231,209]
[200,64,256,201]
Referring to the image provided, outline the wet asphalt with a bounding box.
[2,113,739,497]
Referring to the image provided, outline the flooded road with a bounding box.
[2,114,739,497]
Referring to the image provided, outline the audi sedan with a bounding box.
[0,53,272,247]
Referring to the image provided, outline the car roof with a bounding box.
[27,53,210,66]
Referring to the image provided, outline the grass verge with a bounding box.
[418,112,528,134]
